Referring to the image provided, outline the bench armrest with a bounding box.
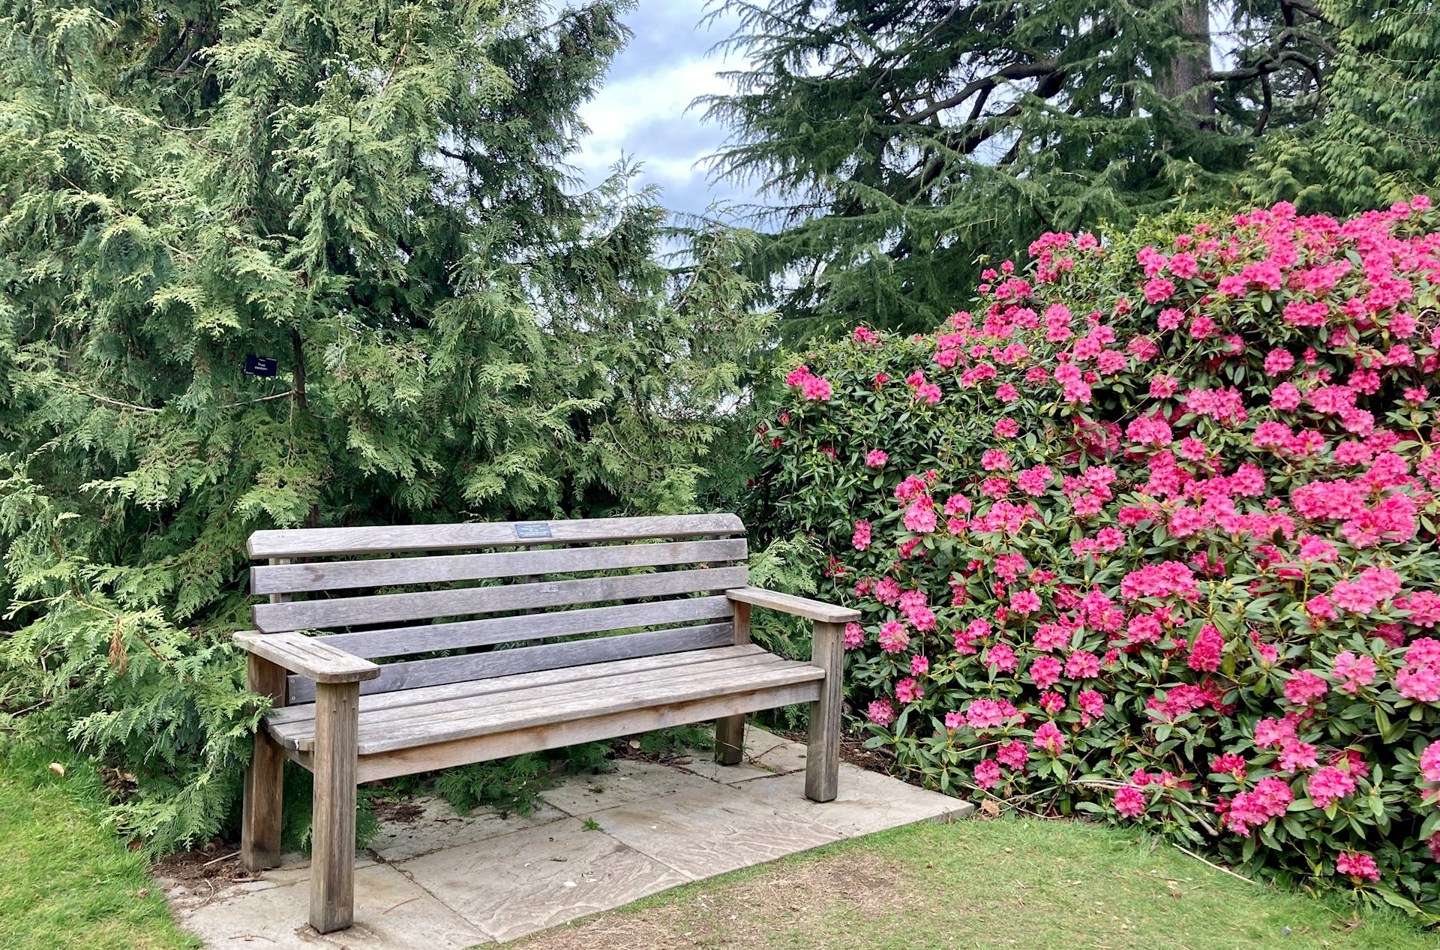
[234,631,381,684]
[725,587,860,624]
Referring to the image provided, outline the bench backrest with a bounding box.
[248,514,748,703]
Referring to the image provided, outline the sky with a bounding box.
[572,1,752,222]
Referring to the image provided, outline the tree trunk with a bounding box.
[1161,0,1216,120]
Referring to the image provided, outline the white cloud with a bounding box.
[578,57,732,169]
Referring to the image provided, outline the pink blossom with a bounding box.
[985,642,1018,673]
[1009,589,1042,614]
[865,449,888,467]
[1308,767,1357,809]
[974,759,1002,789]
[1335,851,1380,883]
[1421,741,1440,783]
[1065,650,1100,679]
[1332,652,1376,694]
[1031,721,1066,755]
[1283,670,1329,707]
[1263,348,1295,375]
[965,698,1021,730]
[1029,655,1062,690]
[867,699,896,726]
[878,621,910,654]
[852,519,872,551]
[1114,785,1147,818]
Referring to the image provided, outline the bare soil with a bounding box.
[512,851,915,950]
[153,839,255,891]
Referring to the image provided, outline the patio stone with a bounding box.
[169,863,490,949]
[538,759,718,816]
[395,817,688,943]
[166,726,972,948]
[367,795,567,863]
[591,786,844,879]
[733,762,975,838]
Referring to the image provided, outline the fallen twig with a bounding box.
[1172,843,1257,885]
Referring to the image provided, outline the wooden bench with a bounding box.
[234,514,858,933]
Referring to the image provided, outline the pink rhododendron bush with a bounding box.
[754,200,1440,913]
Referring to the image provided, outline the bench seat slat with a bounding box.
[313,595,735,660]
[266,649,820,755]
[252,538,749,595]
[357,664,820,756]
[347,681,822,785]
[265,644,770,725]
[248,514,745,559]
[252,565,747,633]
[285,622,737,703]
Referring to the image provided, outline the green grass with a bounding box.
[514,817,1438,950]
[0,745,198,950]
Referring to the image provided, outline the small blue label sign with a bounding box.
[245,354,278,377]
[515,522,553,539]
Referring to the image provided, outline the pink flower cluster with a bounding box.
[771,197,1440,908]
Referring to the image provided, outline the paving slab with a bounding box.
[369,796,567,863]
[397,817,688,943]
[734,761,976,838]
[589,785,845,880]
[675,727,808,784]
[537,759,716,816]
[167,863,490,949]
[166,727,970,948]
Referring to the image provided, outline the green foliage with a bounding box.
[632,723,713,758]
[0,0,769,851]
[1249,1,1440,212]
[752,199,1440,912]
[701,1,1333,338]
[742,534,822,661]
[433,754,557,818]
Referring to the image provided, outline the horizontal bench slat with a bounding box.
[269,651,819,754]
[248,514,745,559]
[312,595,735,660]
[285,622,736,703]
[251,538,749,596]
[349,681,822,784]
[251,566,748,633]
[359,663,820,755]
[266,644,771,726]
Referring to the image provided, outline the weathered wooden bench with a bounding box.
[234,514,858,933]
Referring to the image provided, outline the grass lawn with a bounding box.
[0,745,198,950]
[515,817,1437,950]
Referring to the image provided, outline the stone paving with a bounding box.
[164,728,972,948]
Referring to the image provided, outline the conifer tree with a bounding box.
[701,0,1334,337]
[1250,0,1440,209]
[0,1,768,847]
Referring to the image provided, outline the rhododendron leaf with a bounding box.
[1378,888,1421,913]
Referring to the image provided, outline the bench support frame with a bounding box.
[241,653,286,871]
[309,681,360,933]
[713,601,750,765]
[805,621,844,802]
[234,520,861,935]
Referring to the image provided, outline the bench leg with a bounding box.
[242,654,286,871]
[805,621,843,803]
[716,600,750,766]
[309,681,360,934]
[715,715,746,765]
[241,730,285,870]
